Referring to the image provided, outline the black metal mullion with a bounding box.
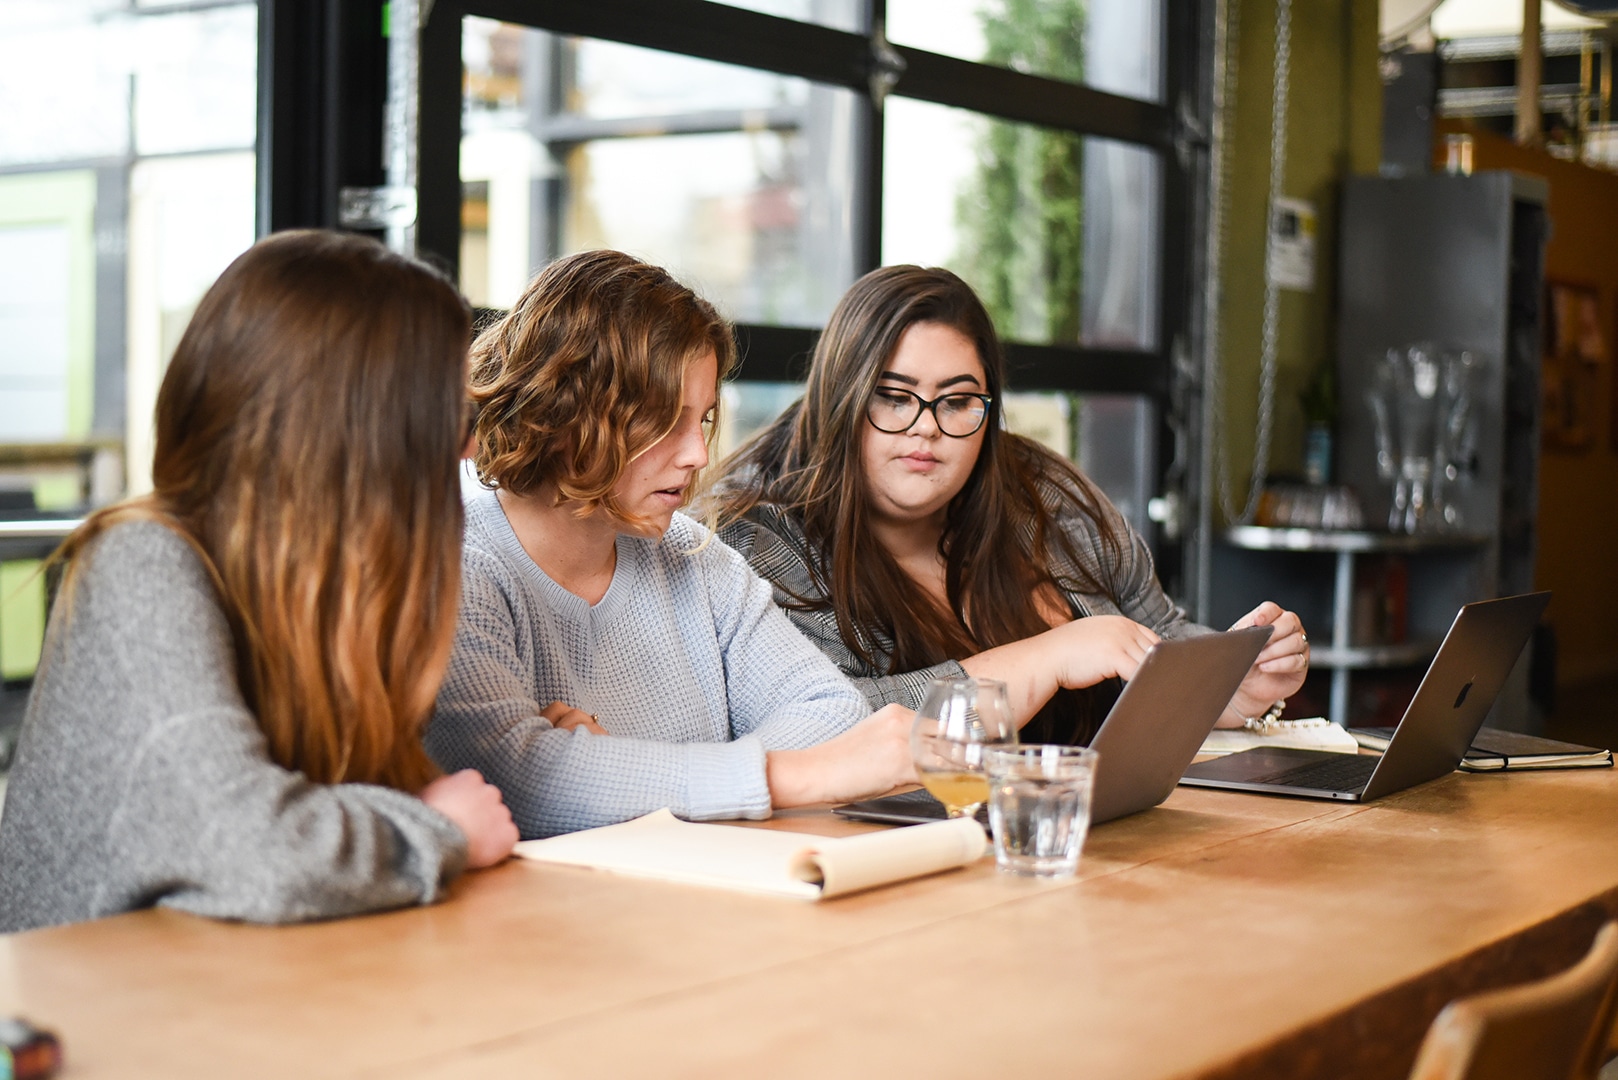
[731,324,1168,398]
[855,0,885,274]
[892,48,1174,150]
[1004,345,1168,398]
[417,0,466,276]
[733,325,821,382]
[536,107,804,144]
[460,0,1170,147]
[463,0,870,92]
[1155,0,1207,592]
[257,0,388,236]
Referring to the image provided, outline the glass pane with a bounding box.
[1073,393,1155,537]
[886,0,1162,102]
[1080,138,1160,350]
[461,21,859,326]
[716,382,805,461]
[464,21,810,122]
[0,1,258,509]
[712,0,863,33]
[0,221,74,441]
[132,6,258,156]
[126,153,258,493]
[997,391,1153,534]
[884,99,1159,350]
[0,2,131,166]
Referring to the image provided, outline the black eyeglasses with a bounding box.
[866,387,993,438]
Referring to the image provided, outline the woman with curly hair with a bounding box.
[427,249,913,839]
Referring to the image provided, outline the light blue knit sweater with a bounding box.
[426,491,868,839]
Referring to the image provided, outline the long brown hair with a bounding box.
[468,249,736,532]
[713,265,1126,740]
[54,230,471,791]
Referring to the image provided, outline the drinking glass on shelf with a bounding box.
[910,677,1018,819]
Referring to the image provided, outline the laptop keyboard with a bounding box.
[1256,753,1378,793]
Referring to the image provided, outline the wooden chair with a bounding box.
[1408,921,1618,1080]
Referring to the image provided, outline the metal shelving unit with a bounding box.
[1216,526,1492,727]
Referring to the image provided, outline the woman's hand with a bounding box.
[420,769,520,869]
[1219,601,1310,726]
[766,703,917,809]
[961,615,1160,726]
[1037,615,1161,689]
[541,700,609,735]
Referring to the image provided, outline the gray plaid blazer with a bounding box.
[715,482,1210,714]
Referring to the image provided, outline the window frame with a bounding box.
[414,0,1206,580]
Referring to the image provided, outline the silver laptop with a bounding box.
[834,625,1274,828]
[1179,591,1551,802]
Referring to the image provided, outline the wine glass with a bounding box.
[911,677,1018,819]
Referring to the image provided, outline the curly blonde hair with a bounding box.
[469,250,736,530]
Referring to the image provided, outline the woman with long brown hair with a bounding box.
[709,265,1309,745]
[428,249,913,839]
[0,230,516,933]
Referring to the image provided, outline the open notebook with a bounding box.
[513,809,986,900]
[1199,718,1361,757]
[1350,725,1613,771]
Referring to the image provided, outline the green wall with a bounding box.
[1216,0,1381,521]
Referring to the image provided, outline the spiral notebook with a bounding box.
[1350,725,1612,771]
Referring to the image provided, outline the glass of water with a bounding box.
[984,745,1099,878]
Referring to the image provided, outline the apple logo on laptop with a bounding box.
[1453,680,1474,709]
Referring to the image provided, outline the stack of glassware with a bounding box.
[1366,343,1478,534]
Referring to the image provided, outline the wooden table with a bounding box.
[3,768,1616,1079]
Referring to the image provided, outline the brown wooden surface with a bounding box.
[2,770,1616,1079]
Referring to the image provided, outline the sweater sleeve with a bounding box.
[426,549,783,839]
[719,515,960,714]
[0,523,467,933]
[697,526,869,745]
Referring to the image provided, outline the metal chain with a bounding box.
[1214,0,1290,525]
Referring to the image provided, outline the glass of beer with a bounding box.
[910,677,1017,819]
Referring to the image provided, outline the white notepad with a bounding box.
[1198,717,1361,757]
[514,809,987,900]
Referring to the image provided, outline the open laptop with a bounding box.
[1179,591,1551,802]
[834,625,1274,828]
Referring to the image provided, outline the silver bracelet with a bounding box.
[1242,700,1288,732]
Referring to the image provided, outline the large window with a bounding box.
[420,0,1191,544]
[0,0,259,501]
[0,0,258,692]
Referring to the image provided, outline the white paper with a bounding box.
[514,809,987,901]
[1267,196,1317,292]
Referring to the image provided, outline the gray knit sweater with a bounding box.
[0,522,468,934]
[426,490,868,839]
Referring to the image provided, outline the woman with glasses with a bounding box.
[427,250,914,840]
[708,265,1309,745]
